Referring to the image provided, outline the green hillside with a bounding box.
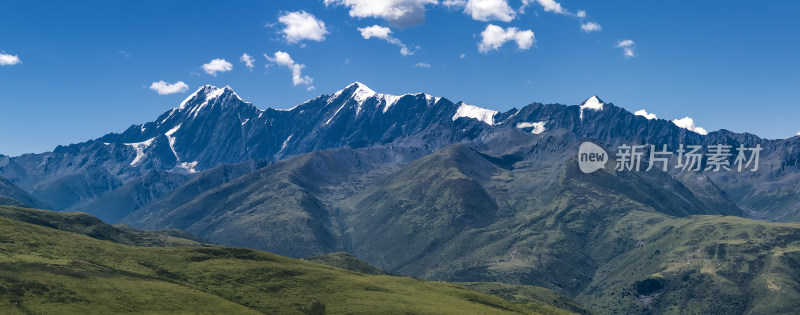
[305,252,389,276]
[0,206,576,314]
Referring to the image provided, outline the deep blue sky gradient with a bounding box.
[1,0,798,155]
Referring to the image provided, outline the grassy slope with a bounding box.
[338,144,800,313]
[459,282,594,315]
[305,252,388,276]
[0,206,202,247]
[0,207,575,314]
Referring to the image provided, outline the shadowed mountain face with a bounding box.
[0,176,48,209]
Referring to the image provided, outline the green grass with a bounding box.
[0,206,574,314]
[305,252,388,275]
[459,282,594,315]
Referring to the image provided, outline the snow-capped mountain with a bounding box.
[0,82,799,221]
[0,83,485,210]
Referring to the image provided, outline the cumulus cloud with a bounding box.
[576,10,586,18]
[202,58,233,76]
[478,24,535,53]
[634,109,657,120]
[616,39,636,58]
[149,81,189,95]
[673,117,708,135]
[279,11,329,44]
[265,51,315,90]
[519,0,568,15]
[358,25,414,56]
[240,53,255,71]
[414,62,431,68]
[580,22,602,33]
[463,0,516,22]
[0,52,22,66]
[324,0,437,27]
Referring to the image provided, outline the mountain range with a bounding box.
[2,82,800,313]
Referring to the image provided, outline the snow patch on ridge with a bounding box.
[516,121,547,134]
[176,161,199,174]
[452,103,498,125]
[124,137,156,167]
[165,124,182,161]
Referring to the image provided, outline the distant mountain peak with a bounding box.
[580,96,604,111]
[579,95,604,120]
[178,85,242,110]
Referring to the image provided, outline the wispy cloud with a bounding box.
[202,58,233,76]
[414,62,431,68]
[240,53,255,71]
[522,0,568,15]
[478,24,535,53]
[278,11,329,44]
[358,25,414,56]
[265,51,315,91]
[0,52,22,66]
[580,22,602,33]
[149,81,189,95]
[118,50,131,58]
[324,0,437,27]
[615,39,636,58]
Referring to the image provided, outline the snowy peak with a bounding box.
[579,95,604,120]
[580,96,604,111]
[452,102,498,125]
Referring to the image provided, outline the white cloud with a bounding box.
[265,51,315,90]
[279,11,329,44]
[576,10,586,18]
[478,24,535,53]
[0,52,22,66]
[358,25,414,56]
[615,39,636,58]
[672,117,708,135]
[520,0,568,15]
[443,0,466,7]
[459,53,466,58]
[149,81,189,95]
[324,0,437,27]
[464,0,515,22]
[796,131,800,136]
[202,58,233,76]
[580,22,602,33]
[414,62,431,68]
[634,109,657,120]
[118,50,131,58]
[240,53,255,71]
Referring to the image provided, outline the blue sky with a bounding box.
[1,0,799,156]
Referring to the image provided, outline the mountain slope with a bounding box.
[0,176,47,209]
[122,146,426,257]
[81,170,190,223]
[0,206,573,314]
